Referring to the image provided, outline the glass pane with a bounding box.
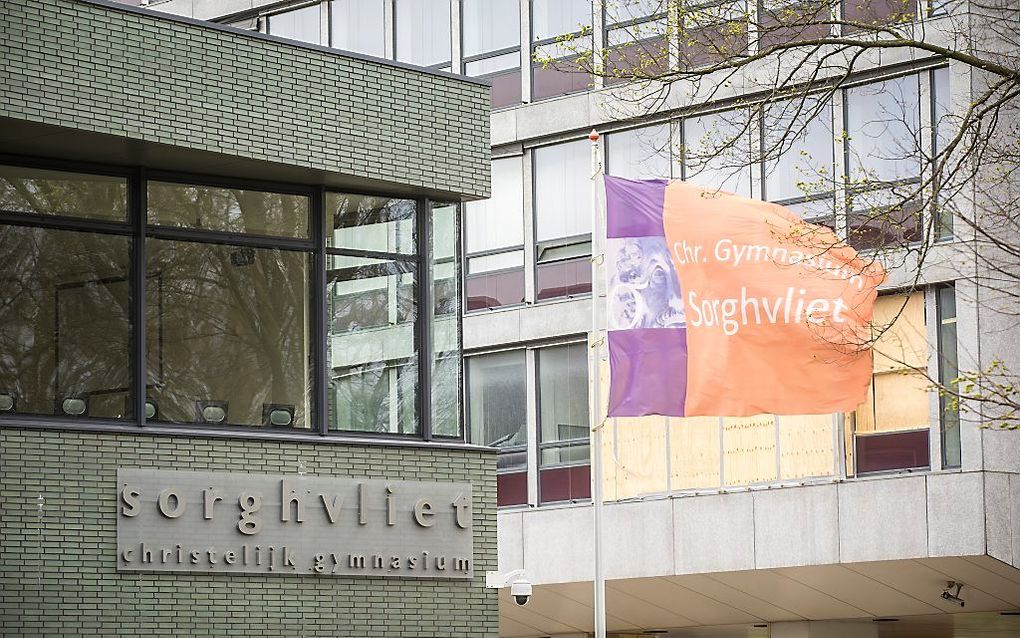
[0,226,132,419]
[848,197,923,250]
[465,158,524,253]
[431,202,462,437]
[147,182,311,239]
[395,0,451,66]
[531,37,593,99]
[462,0,520,57]
[0,165,127,221]
[843,0,916,30]
[468,350,527,464]
[465,268,526,311]
[538,343,590,466]
[331,0,385,57]
[606,124,673,179]
[605,0,667,23]
[763,98,835,202]
[532,0,592,40]
[327,255,418,434]
[846,74,922,185]
[534,140,592,242]
[326,193,415,254]
[467,250,525,273]
[683,110,753,196]
[938,286,960,468]
[147,239,312,428]
[465,51,520,76]
[268,4,322,44]
[932,67,954,239]
[536,256,593,301]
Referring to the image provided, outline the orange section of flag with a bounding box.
[663,181,886,416]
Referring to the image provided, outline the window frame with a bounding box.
[460,0,522,108]
[0,154,465,445]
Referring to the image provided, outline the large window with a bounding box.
[605,123,674,179]
[537,342,590,503]
[762,97,836,223]
[603,0,668,83]
[464,157,526,311]
[330,0,386,57]
[395,0,452,68]
[845,74,923,250]
[0,162,461,440]
[467,350,528,506]
[267,3,322,44]
[531,0,593,100]
[682,110,754,197]
[462,0,522,108]
[533,140,593,301]
[850,292,931,474]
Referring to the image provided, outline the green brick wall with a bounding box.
[0,429,498,637]
[0,0,490,199]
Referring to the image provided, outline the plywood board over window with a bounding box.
[854,292,930,433]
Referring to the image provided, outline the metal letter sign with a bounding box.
[117,469,474,579]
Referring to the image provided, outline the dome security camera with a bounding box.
[510,578,533,606]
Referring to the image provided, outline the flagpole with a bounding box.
[588,129,607,638]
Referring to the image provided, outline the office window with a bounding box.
[464,158,526,311]
[326,194,418,434]
[534,140,593,301]
[937,286,960,468]
[468,350,528,505]
[330,0,385,57]
[932,66,953,239]
[537,342,590,503]
[762,98,836,223]
[394,0,451,67]
[147,181,311,239]
[845,74,922,185]
[462,0,522,108]
[758,0,831,51]
[604,1,668,83]
[267,4,322,44]
[683,110,754,197]
[605,123,673,179]
[843,0,916,32]
[678,1,749,69]
[147,240,313,428]
[852,292,930,474]
[0,226,132,419]
[0,165,127,221]
[431,202,462,437]
[531,0,593,100]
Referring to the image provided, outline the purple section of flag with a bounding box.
[607,328,687,417]
[605,176,668,239]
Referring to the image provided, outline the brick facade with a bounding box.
[0,429,498,636]
[0,0,491,199]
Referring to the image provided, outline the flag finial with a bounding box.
[588,129,600,142]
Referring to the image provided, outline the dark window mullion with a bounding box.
[132,169,147,426]
[419,197,433,441]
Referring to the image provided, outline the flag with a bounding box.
[604,176,886,418]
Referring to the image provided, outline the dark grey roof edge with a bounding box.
[76,0,492,88]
